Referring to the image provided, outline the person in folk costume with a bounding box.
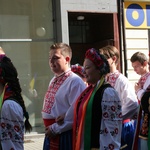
[71,63,88,86]
[99,45,138,150]
[131,52,150,150]
[0,47,32,150]
[73,48,122,150]
[56,63,88,126]
[42,43,86,150]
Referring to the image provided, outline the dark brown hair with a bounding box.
[130,52,148,65]
[0,56,32,132]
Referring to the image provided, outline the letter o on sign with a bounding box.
[126,4,144,27]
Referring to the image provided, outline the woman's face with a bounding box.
[83,59,101,86]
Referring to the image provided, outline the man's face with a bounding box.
[132,61,146,75]
[49,49,68,75]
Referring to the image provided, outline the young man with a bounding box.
[42,43,86,150]
[99,45,138,150]
[131,52,150,150]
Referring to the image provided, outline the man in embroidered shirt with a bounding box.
[131,52,150,150]
[99,45,138,150]
[42,43,86,150]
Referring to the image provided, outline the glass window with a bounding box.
[0,0,54,132]
[0,0,53,40]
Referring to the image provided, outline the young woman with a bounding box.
[0,53,32,150]
[73,48,122,150]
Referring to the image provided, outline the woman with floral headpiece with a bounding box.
[0,48,32,150]
[71,63,88,86]
[73,48,122,150]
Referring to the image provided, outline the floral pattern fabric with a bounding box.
[0,100,24,150]
[100,87,122,150]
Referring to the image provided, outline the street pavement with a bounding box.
[24,133,44,150]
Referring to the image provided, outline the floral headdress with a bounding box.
[85,48,110,75]
[71,64,85,78]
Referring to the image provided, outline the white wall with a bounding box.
[125,29,149,85]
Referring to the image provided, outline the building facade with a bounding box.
[0,0,120,132]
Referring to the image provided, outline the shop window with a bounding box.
[0,0,54,131]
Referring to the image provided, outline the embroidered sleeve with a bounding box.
[0,100,24,150]
[100,87,122,150]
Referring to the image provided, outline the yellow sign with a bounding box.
[124,2,150,28]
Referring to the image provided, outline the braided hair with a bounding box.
[0,56,32,133]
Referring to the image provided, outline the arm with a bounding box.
[100,87,122,150]
[136,76,150,100]
[50,78,86,134]
[0,100,24,150]
[115,76,138,120]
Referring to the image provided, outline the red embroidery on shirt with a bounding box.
[106,71,120,87]
[109,144,115,150]
[14,125,20,132]
[138,72,150,88]
[111,106,116,111]
[42,71,72,114]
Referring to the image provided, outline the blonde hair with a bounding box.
[50,43,72,61]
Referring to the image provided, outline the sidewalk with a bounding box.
[24,133,45,150]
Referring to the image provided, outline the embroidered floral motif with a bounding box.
[138,72,150,88]
[108,144,115,150]
[101,93,122,149]
[104,144,115,150]
[42,71,72,114]
[102,103,122,120]
[139,113,149,139]
[106,71,120,87]
[14,125,20,132]
[0,118,24,143]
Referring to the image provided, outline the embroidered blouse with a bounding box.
[0,100,24,150]
[42,70,86,134]
[107,71,138,120]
